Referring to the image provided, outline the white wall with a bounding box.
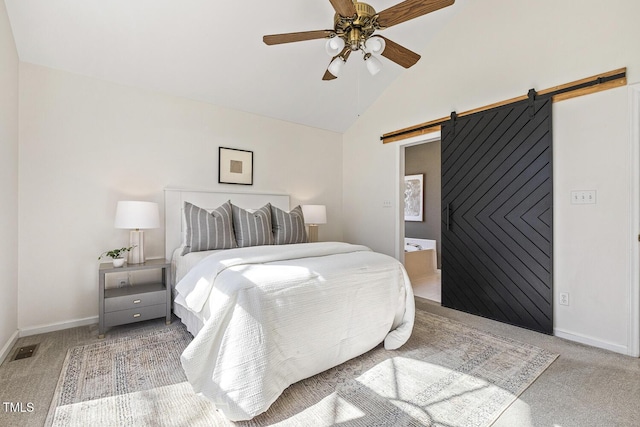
[553,87,631,352]
[343,0,640,353]
[0,0,19,359]
[18,63,343,330]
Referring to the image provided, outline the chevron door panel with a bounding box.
[441,98,553,334]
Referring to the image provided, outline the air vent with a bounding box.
[12,344,38,361]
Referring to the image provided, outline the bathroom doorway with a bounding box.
[403,140,441,302]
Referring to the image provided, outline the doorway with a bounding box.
[403,140,441,302]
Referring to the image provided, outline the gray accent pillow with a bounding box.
[182,201,236,255]
[271,205,307,244]
[232,203,274,247]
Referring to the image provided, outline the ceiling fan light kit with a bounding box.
[328,56,347,76]
[364,53,382,75]
[325,37,346,56]
[366,36,385,55]
[263,0,455,80]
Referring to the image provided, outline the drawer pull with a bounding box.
[133,299,141,304]
[133,313,141,318]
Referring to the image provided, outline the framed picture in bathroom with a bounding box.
[404,174,424,222]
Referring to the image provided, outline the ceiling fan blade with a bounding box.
[378,36,421,68]
[263,30,334,45]
[377,0,454,28]
[322,70,338,81]
[322,48,351,80]
[329,0,357,17]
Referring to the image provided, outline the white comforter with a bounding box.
[175,242,415,421]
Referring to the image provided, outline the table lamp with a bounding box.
[114,201,160,264]
[301,205,327,243]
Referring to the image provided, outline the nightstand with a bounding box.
[98,259,171,338]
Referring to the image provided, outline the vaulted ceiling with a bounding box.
[5,0,466,132]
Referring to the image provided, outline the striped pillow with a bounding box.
[232,203,275,247]
[271,205,307,244]
[182,201,237,255]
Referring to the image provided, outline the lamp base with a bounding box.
[308,225,319,243]
[128,230,145,264]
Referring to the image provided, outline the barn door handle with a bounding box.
[446,203,451,230]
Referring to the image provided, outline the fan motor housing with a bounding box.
[334,2,377,47]
[354,2,376,18]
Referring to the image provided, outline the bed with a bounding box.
[164,188,415,421]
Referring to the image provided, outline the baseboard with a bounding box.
[554,328,629,355]
[0,330,20,364]
[19,316,98,338]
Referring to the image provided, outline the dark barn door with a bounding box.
[441,97,553,334]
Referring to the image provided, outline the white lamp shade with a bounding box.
[365,54,382,76]
[302,205,327,225]
[328,57,345,77]
[114,201,160,229]
[367,36,386,55]
[325,37,345,56]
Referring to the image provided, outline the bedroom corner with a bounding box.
[0,0,20,364]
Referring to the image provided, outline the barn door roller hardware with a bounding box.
[449,111,457,136]
[381,67,627,143]
[528,89,537,118]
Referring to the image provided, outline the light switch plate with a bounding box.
[571,190,596,204]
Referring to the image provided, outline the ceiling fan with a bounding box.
[263,0,455,80]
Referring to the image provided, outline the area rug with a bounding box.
[46,310,558,426]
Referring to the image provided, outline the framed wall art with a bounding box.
[404,174,424,221]
[218,147,253,185]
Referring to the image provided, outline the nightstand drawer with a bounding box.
[104,303,167,327]
[104,289,166,312]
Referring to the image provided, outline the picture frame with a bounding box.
[404,174,424,221]
[218,147,253,185]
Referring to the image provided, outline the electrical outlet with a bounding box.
[107,272,129,289]
[559,292,569,306]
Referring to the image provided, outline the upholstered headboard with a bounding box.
[164,188,290,259]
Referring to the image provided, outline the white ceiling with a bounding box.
[5,0,466,133]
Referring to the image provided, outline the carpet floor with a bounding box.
[3,299,639,426]
[44,310,557,426]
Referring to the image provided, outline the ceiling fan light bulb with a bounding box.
[367,37,386,55]
[325,37,345,56]
[365,54,382,76]
[328,56,345,76]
